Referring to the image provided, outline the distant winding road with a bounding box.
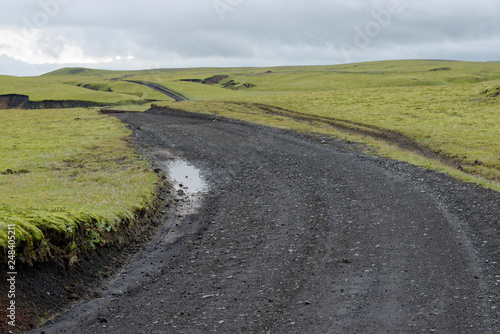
[31,108,499,333]
[123,80,188,102]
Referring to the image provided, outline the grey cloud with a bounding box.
[1,0,499,76]
[0,54,63,76]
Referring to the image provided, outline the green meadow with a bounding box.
[0,108,157,263]
[1,59,499,263]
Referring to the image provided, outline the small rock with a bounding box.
[202,294,215,299]
[98,317,108,323]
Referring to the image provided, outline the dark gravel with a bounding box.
[30,108,499,334]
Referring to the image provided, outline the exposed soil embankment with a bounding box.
[0,181,172,333]
[0,94,108,109]
[179,75,256,90]
[179,75,228,85]
[0,94,30,108]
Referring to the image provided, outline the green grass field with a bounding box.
[0,108,157,263]
[0,73,173,104]
[1,59,499,263]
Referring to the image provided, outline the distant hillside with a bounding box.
[43,67,130,77]
[1,59,499,188]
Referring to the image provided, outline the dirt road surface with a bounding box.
[30,108,499,333]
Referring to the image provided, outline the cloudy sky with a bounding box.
[0,0,499,76]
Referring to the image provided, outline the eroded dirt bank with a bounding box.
[29,108,499,333]
[0,185,170,333]
[0,94,109,109]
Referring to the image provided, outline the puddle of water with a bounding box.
[164,160,207,194]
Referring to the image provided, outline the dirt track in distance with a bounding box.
[30,108,499,333]
[122,80,188,102]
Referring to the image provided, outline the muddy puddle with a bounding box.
[165,160,207,194]
[161,159,208,216]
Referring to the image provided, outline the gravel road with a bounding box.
[31,108,499,333]
[122,80,188,102]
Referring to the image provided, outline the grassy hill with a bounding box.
[1,59,499,264]
[133,60,500,183]
[0,73,173,104]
